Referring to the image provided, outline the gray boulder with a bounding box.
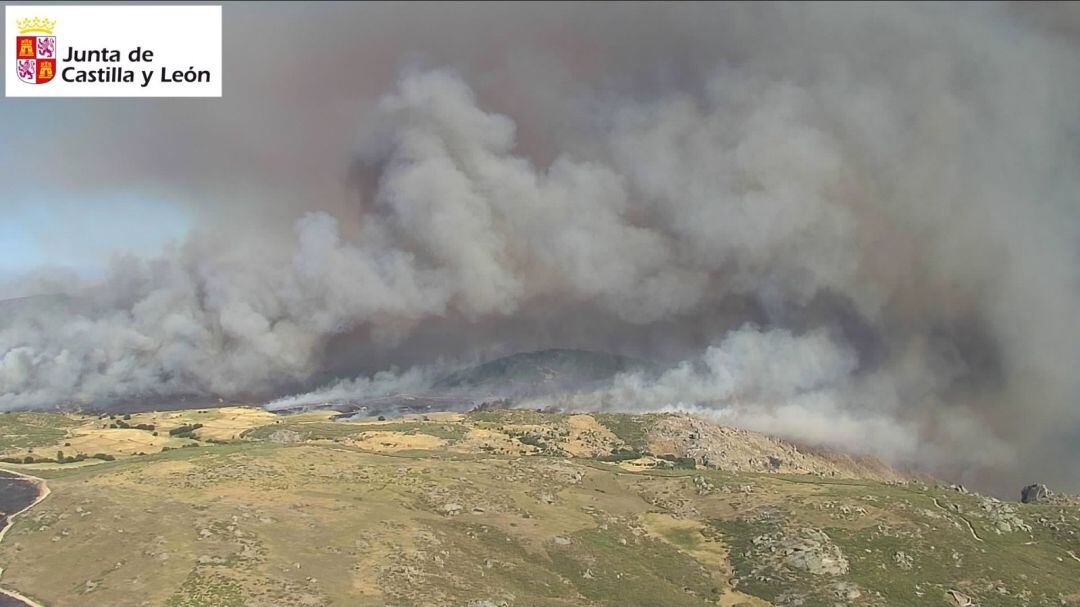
[1020,483,1049,504]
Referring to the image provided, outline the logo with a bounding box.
[15,16,56,84]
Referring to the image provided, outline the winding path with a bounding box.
[932,496,984,542]
[0,469,49,607]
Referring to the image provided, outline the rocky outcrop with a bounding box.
[751,527,850,576]
[645,413,909,482]
[267,429,302,444]
[1021,483,1050,504]
[978,496,1031,533]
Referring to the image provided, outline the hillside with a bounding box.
[0,408,1076,607]
[433,349,659,395]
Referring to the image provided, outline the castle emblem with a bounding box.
[15,17,57,84]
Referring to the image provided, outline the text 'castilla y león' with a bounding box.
[62,46,211,87]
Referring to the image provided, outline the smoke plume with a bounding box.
[1,3,1079,494]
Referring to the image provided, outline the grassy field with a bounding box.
[0,412,82,453]
[0,410,1077,607]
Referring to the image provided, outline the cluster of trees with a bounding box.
[53,449,117,462]
[595,448,647,462]
[595,449,696,469]
[168,423,203,438]
[101,414,156,433]
[1,452,115,465]
[109,419,156,432]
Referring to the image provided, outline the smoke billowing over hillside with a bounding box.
[2,3,1079,494]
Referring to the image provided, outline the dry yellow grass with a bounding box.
[186,408,279,441]
[450,427,536,455]
[617,455,668,472]
[62,428,176,455]
[347,431,446,452]
[3,407,283,462]
[562,414,624,457]
[422,412,465,423]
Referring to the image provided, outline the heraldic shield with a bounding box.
[15,17,57,84]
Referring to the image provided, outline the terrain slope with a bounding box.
[0,408,1077,607]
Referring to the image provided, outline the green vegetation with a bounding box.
[469,408,566,425]
[165,572,245,607]
[110,419,156,431]
[168,423,204,438]
[244,419,468,443]
[243,421,360,441]
[0,412,80,452]
[657,453,698,469]
[363,421,469,441]
[593,413,649,451]
[595,448,646,462]
[548,525,719,606]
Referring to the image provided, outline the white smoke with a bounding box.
[2,3,1079,494]
[524,325,1012,472]
[264,365,434,412]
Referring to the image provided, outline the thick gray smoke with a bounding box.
[1,3,1079,494]
[518,325,1013,478]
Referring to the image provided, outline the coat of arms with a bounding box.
[16,17,56,84]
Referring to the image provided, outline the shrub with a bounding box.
[517,433,546,448]
[596,448,646,462]
[169,423,204,437]
[658,454,697,469]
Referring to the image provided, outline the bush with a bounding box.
[596,448,646,462]
[517,433,546,448]
[56,453,88,464]
[169,423,204,438]
[658,454,697,469]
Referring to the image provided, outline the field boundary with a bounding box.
[0,467,50,607]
